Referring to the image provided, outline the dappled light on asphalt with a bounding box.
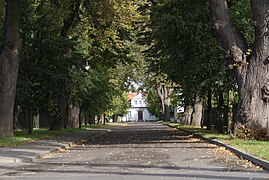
[1,123,268,180]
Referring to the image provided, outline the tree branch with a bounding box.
[61,0,82,38]
[3,0,21,51]
[210,0,248,77]
[250,0,269,60]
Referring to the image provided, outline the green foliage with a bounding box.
[14,0,250,131]
[67,0,143,118]
[106,91,130,117]
[77,0,142,67]
[139,0,237,111]
[146,88,161,117]
[229,0,253,45]
[18,0,72,113]
[15,0,143,128]
[71,62,131,118]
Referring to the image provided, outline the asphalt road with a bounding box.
[2,122,269,179]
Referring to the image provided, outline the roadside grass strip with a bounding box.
[165,122,269,162]
[0,123,113,148]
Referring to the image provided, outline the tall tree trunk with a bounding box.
[157,84,165,120]
[61,1,81,124]
[50,0,82,131]
[103,114,106,125]
[64,103,70,128]
[0,0,21,137]
[39,109,53,128]
[182,105,193,125]
[84,115,88,126]
[68,104,79,128]
[79,108,82,129]
[114,114,120,122]
[97,115,100,124]
[164,87,172,122]
[227,90,234,134]
[156,84,173,122]
[25,107,33,134]
[206,89,212,130]
[210,0,269,137]
[216,91,224,133]
[89,115,95,125]
[50,95,68,130]
[13,106,19,130]
[191,95,203,126]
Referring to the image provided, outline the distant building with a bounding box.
[122,92,158,122]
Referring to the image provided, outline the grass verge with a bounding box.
[0,123,113,148]
[165,122,269,161]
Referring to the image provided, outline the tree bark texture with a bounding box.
[50,0,82,130]
[157,85,165,120]
[50,95,68,130]
[191,95,203,126]
[182,105,193,125]
[156,84,173,122]
[0,0,21,137]
[206,90,212,130]
[68,104,80,128]
[39,109,53,128]
[216,91,224,133]
[227,90,234,134]
[113,114,121,122]
[79,108,82,129]
[97,115,101,124]
[89,115,95,124]
[103,114,106,125]
[210,0,269,133]
[25,107,33,134]
[61,0,81,37]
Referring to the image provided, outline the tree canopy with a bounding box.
[0,0,268,139]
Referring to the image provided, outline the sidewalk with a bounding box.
[0,128,109,164]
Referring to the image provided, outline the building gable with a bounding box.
[130,92,147,108]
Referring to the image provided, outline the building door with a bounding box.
[138,111,143,121]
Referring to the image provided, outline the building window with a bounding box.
[139,100,142,104]
[134,100,137,105]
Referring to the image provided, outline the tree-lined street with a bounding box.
[1,123,267,179]
[0,1,269,179]
[0,0,268,141]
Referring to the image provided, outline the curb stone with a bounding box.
[164,123,269,171]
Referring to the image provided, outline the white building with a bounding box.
[123,92,158,122]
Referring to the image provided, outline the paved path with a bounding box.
[0,123,268,179]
